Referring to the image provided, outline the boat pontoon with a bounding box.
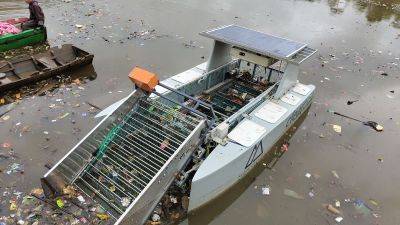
[41,25,316,225]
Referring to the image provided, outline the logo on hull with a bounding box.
[245,141,263,169]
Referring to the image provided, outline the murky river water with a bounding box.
[0,0,399,224]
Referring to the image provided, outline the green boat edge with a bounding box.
[0,27,47,52]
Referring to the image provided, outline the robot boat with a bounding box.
[41,25,316,225]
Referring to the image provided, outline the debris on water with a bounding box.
[331,170,340,179]
[44,163,53,170]
[57,112,70,120]
[56,198,64,208]
[181,195,189,210]
[168,196,177,204]
[86,101,102,110]
[160,139,170,151]
[332,111,383,132]
[121,197,131,207]
[36,82,57,96]
[0,102,17,117]
[354,199,372,216]
[283,189,304,199]
[9,200,17,211]
[281,143,289,152]
[2,115,10,121]
[2,142,11,148]
[326,204,341,215]
[0,152,10,160]
[369,199,379,207]
[152,213,161,222]
[372,213,381,218]
[261,186,270,196]
[332,124,342,133]
[30,188,44,196]
[335,216,343,223]
[363,121,384,132]
[22,195,34,205]
[97,213,110,220]
[386,93,395,99]
[7,163,24,174]
[347,100,358,105]
[183,40,198,48]
[77,195,86,203]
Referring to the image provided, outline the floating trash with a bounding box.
[335,216,343,223]
[261,186,270,196]
[6,163,24,174]
[283,189,304,200]
[354,199,372,216]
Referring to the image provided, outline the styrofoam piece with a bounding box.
[228,119,266,147]
[281,92,301,106]
[255,101,288,123]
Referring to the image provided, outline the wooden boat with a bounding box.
[0,18,47,52]
[0,44,94,92]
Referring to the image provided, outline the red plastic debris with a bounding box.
[2,142,11,148]
[281,143,289,152]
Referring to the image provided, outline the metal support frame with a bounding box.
[155,83,218,127]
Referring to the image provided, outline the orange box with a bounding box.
[128,67,159,92]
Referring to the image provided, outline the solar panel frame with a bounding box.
[200,25,308,61]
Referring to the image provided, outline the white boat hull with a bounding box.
[189,83,315,211]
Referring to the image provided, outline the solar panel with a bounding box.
[200,25,307,60]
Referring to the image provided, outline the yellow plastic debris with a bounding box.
[56,198,64,208]
[369,199,379,206]
[326,204,341,215]
[96,213,110,220]
[58,112,70,120]
[9,200,17,211]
